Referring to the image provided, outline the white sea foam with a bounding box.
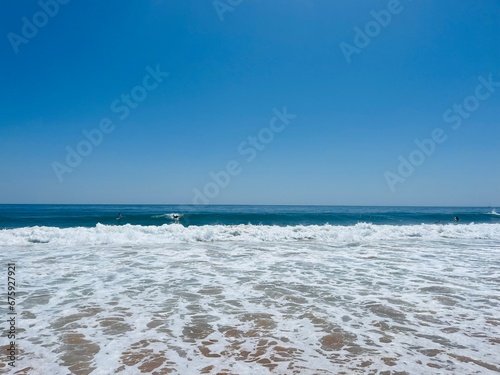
[1,224,499,374]
[1,222,500,247]
[151,213,182,220]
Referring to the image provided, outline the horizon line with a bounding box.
[0,203,497,208]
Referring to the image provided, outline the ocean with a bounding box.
[1,205,499,374]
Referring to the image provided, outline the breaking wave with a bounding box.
[2,222,500,247]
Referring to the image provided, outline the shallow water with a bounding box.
[2,222,500,374]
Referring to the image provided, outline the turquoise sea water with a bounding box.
[0,204,498,228]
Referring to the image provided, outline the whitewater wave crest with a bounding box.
[151,213,182,219]
[1,222,500,247]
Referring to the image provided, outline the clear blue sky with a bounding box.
[1,0,499,205]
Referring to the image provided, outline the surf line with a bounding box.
[192,107,297,205]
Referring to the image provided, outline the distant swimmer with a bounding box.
[454,216,459,222]
[172,214,180,220]
[116,213,123,220]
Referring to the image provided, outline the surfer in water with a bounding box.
[116,213,123,221]
[454,216,459,222]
